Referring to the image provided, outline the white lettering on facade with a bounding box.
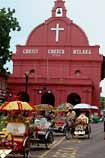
[72,49,91,54]
[48,49,64,55]
[51,24,64,42]
[23,49,39,54]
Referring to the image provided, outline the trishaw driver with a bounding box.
[65,107,76,127]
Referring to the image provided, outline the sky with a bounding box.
[1,0,105,96]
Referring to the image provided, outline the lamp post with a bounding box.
[24,69,35,94]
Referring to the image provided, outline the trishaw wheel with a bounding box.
[24,150,30,158]
[87,124,91,139]
[63,127,66,136]
[65,126,71,140]
[23,139,31,158]
[87,133,90,139]
[87,128,91,139]
[45,132,54,149]
[49,132,54,143]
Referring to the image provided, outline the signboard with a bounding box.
[48,49,64,55]
[72,49,91,55]
[23,49,39,54]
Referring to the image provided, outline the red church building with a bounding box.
[8,0,102,107]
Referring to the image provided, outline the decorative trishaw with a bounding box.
[72,113,91,139]
[49,103,73,136]
[29,104,54,149]
[71,103,92,139]
[0,100,34,158]
[49,111,66,135]
[60,103,92,140]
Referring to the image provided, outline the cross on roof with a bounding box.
[51,24,64,42]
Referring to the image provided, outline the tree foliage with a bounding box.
[0,8,21,78]
[100,96,105,109]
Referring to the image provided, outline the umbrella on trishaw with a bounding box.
[0,101,35,125]
[91,105,98,110]
[0,100,35,111]
[35,104,54,111]
[73,103,99,112]
[55,102,73,112]
[73,103,92,110]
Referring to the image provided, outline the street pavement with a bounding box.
[29,122,105,158]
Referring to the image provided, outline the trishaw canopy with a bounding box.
[0,101,35,111]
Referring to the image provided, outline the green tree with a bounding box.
[0,8,21,78]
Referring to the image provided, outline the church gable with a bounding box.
[26,18,89,46]
[25,0,89,46]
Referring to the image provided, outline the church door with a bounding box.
[67,93,81,106]
[41,92,55,106]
